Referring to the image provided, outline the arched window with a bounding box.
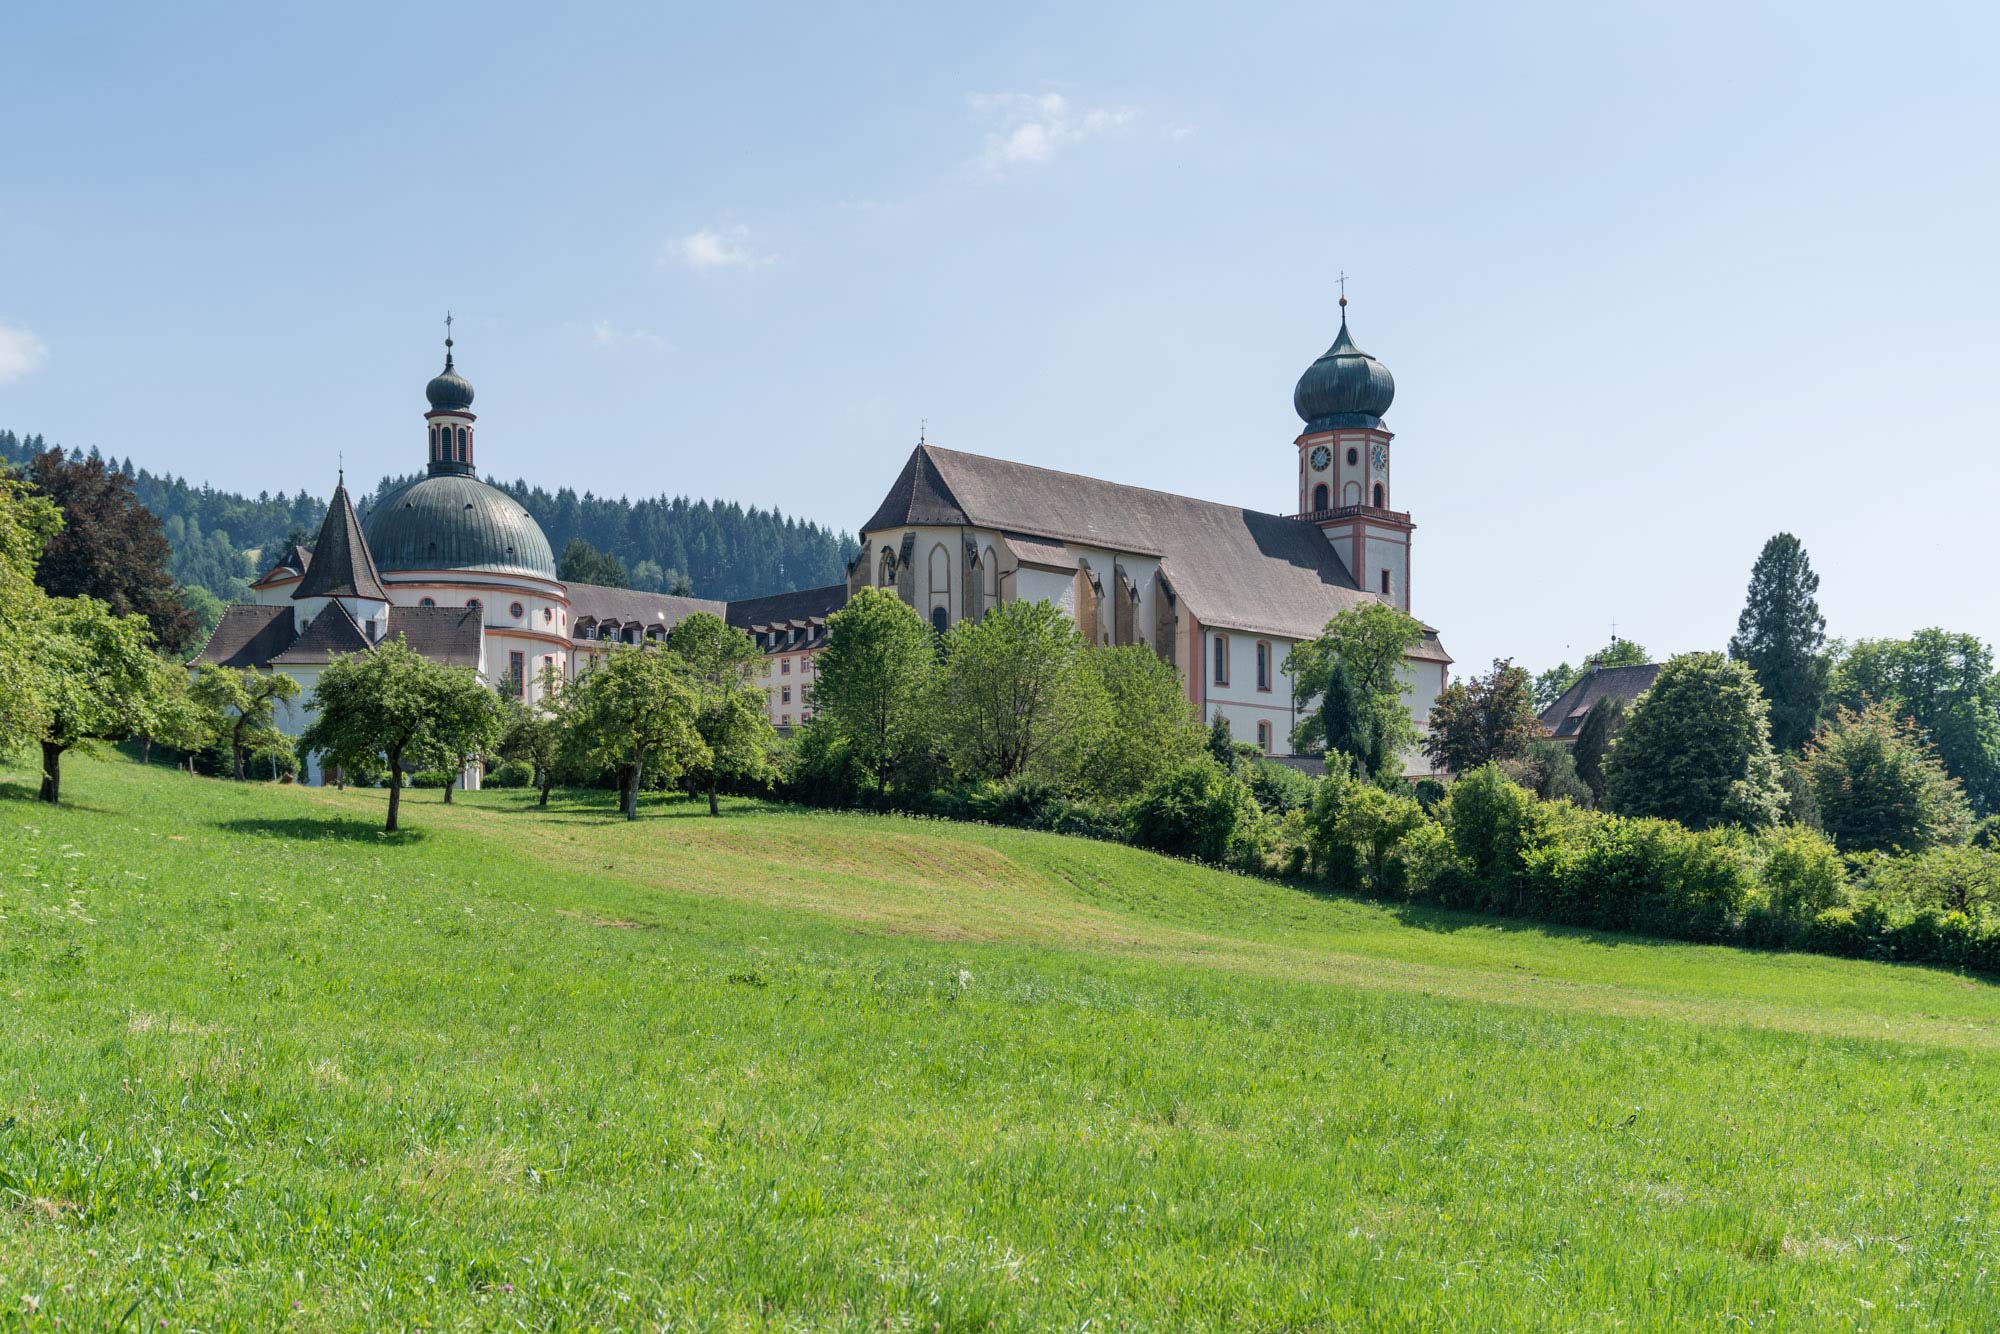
[879,551,895,587]
[467,598,482,615]
[456,426,469,460]
[1373,482,1385,508]
[429,424,438,457]
[1346,447,1358,466]
[1213,634,1229,686]
[1312,483,1329,511]
[1344,481,1361,506]
[419,597,436,607]
[931,606,948,635]
[982,546,997,601]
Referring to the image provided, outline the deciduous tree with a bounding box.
[668,611,777,814]
[26,447,198,651]
[563,645,706,820]
[1799,702,1970,853]
[0,469,60,755]
[300,639,491,832]
[189,665,301,780]
[810,588,935,793]
[1424,658,1540,774]
[1288,603,1425,779]
[1570,696,1626,805]
[932,600,1088,782]
[1728,533,1829,751]
[1604,652,1785,829]
[1069,644,1203,801]
[33,597,174,804]
[1829,630,2000,813]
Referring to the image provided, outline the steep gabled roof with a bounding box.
[1539,663,1661,739]
[188,604,298,669]
[384,605,484,669]
[863,445,1391,642]
[271,600,374,665]
[294,481,387,602]
[859,446,971,533]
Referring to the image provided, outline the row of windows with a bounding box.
[1308,481,1387,511]
[1212,635,1276,691]
[429,423,471,463]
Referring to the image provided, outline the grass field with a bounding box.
[3,753,1999,1330]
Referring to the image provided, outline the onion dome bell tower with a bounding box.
[1293,293,1413,614]
[425,315,477,477]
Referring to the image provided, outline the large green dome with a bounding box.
[363,473,556,578]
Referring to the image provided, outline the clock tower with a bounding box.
[1292,297,1413,613]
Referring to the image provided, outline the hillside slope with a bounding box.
[3,754,1998,1329]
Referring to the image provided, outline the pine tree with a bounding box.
[1728,532,1828,752]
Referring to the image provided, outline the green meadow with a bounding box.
[3,753,1999,1330]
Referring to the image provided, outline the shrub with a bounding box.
[780,721,870,809]
[1972,814,2000,851]
[1325,785,1427,894]
[408,769,448,789]
[1499,739,1592,806]
[1800,702,1970,853]
[1757,826,1846,918]
[1522,814,1751,940]
[1125,759,1260,866]
[485,760,535,789]
[1861,846,2000,919]
[1245,759,1315,815]
[1438,766,1548,912]
[1390,818,1465,899]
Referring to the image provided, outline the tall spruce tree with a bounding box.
[1728,532,1828,752]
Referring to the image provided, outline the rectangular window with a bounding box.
[781,713,791,727]
[1256,641,1271,692]
[1258,721,1273,753]
[1380,569,1391,596]
[782,657,791,674]
[1213,634,1229,686]
[782,685,792,704]
[508,651,525,696]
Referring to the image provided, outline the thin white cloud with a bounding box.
[589,321,668,352]
[968,92,1139,173]
[668,225,774,271]
[0,322,48,383]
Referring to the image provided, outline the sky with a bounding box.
[2,0,1997,674]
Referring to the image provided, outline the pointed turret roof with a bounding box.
[294,478,387,602]
[859,445,971,534]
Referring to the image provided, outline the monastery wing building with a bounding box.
[847,300,1449,770]
[193,300,1450,781]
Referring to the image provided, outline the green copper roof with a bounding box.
[362,473,556,578]
[1293,314,1395,431]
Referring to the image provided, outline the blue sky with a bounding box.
[3,1,1996,673]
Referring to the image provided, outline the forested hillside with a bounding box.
[0,430,857,603]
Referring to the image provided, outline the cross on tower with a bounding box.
[1337,271,1350,311]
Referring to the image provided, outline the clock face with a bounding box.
[1309,445,1331,470]
[1370,444,1388,470]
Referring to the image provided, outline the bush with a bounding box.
[408,769,448,789]
[780,721,870,809]
[1972,815,2000,851]
[1125,760,1260,866]
[485,760,536,789]
[1499,739,1592,806]
[1757,826,1846,918]
[1861,846,2000,918]
[1392,819,1466,898]
[1523,814,1751,940]
[1324,785,1427,894]
[1438,766,1550,912]
[1245,760,1315,815]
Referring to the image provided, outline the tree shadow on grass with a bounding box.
[0,778,119,814]
[216,816,429,845]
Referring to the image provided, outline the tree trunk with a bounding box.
[538,770,552,807]
[444,770,456,804]
[623,756,644,821]
[232,744,247,782]
[38,741,61,804]
[708,771,720,816]
[139,736,152,765]
[386,747,403,832]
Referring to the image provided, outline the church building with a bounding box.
[846,297,1449,770]
[192,299,1450,779]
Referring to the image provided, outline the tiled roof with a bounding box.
[566,582,727,632]
[271,601,374,665]
[384,605,484,669]
[252,545,313,587]
[188,604,298,669]
[724,583,848,631]
[1539,663,1661,739]
[294,483,387,602]
[864,445,1402,642]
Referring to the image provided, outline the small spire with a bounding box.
[337,451,344,487]
[443,310,455,369]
